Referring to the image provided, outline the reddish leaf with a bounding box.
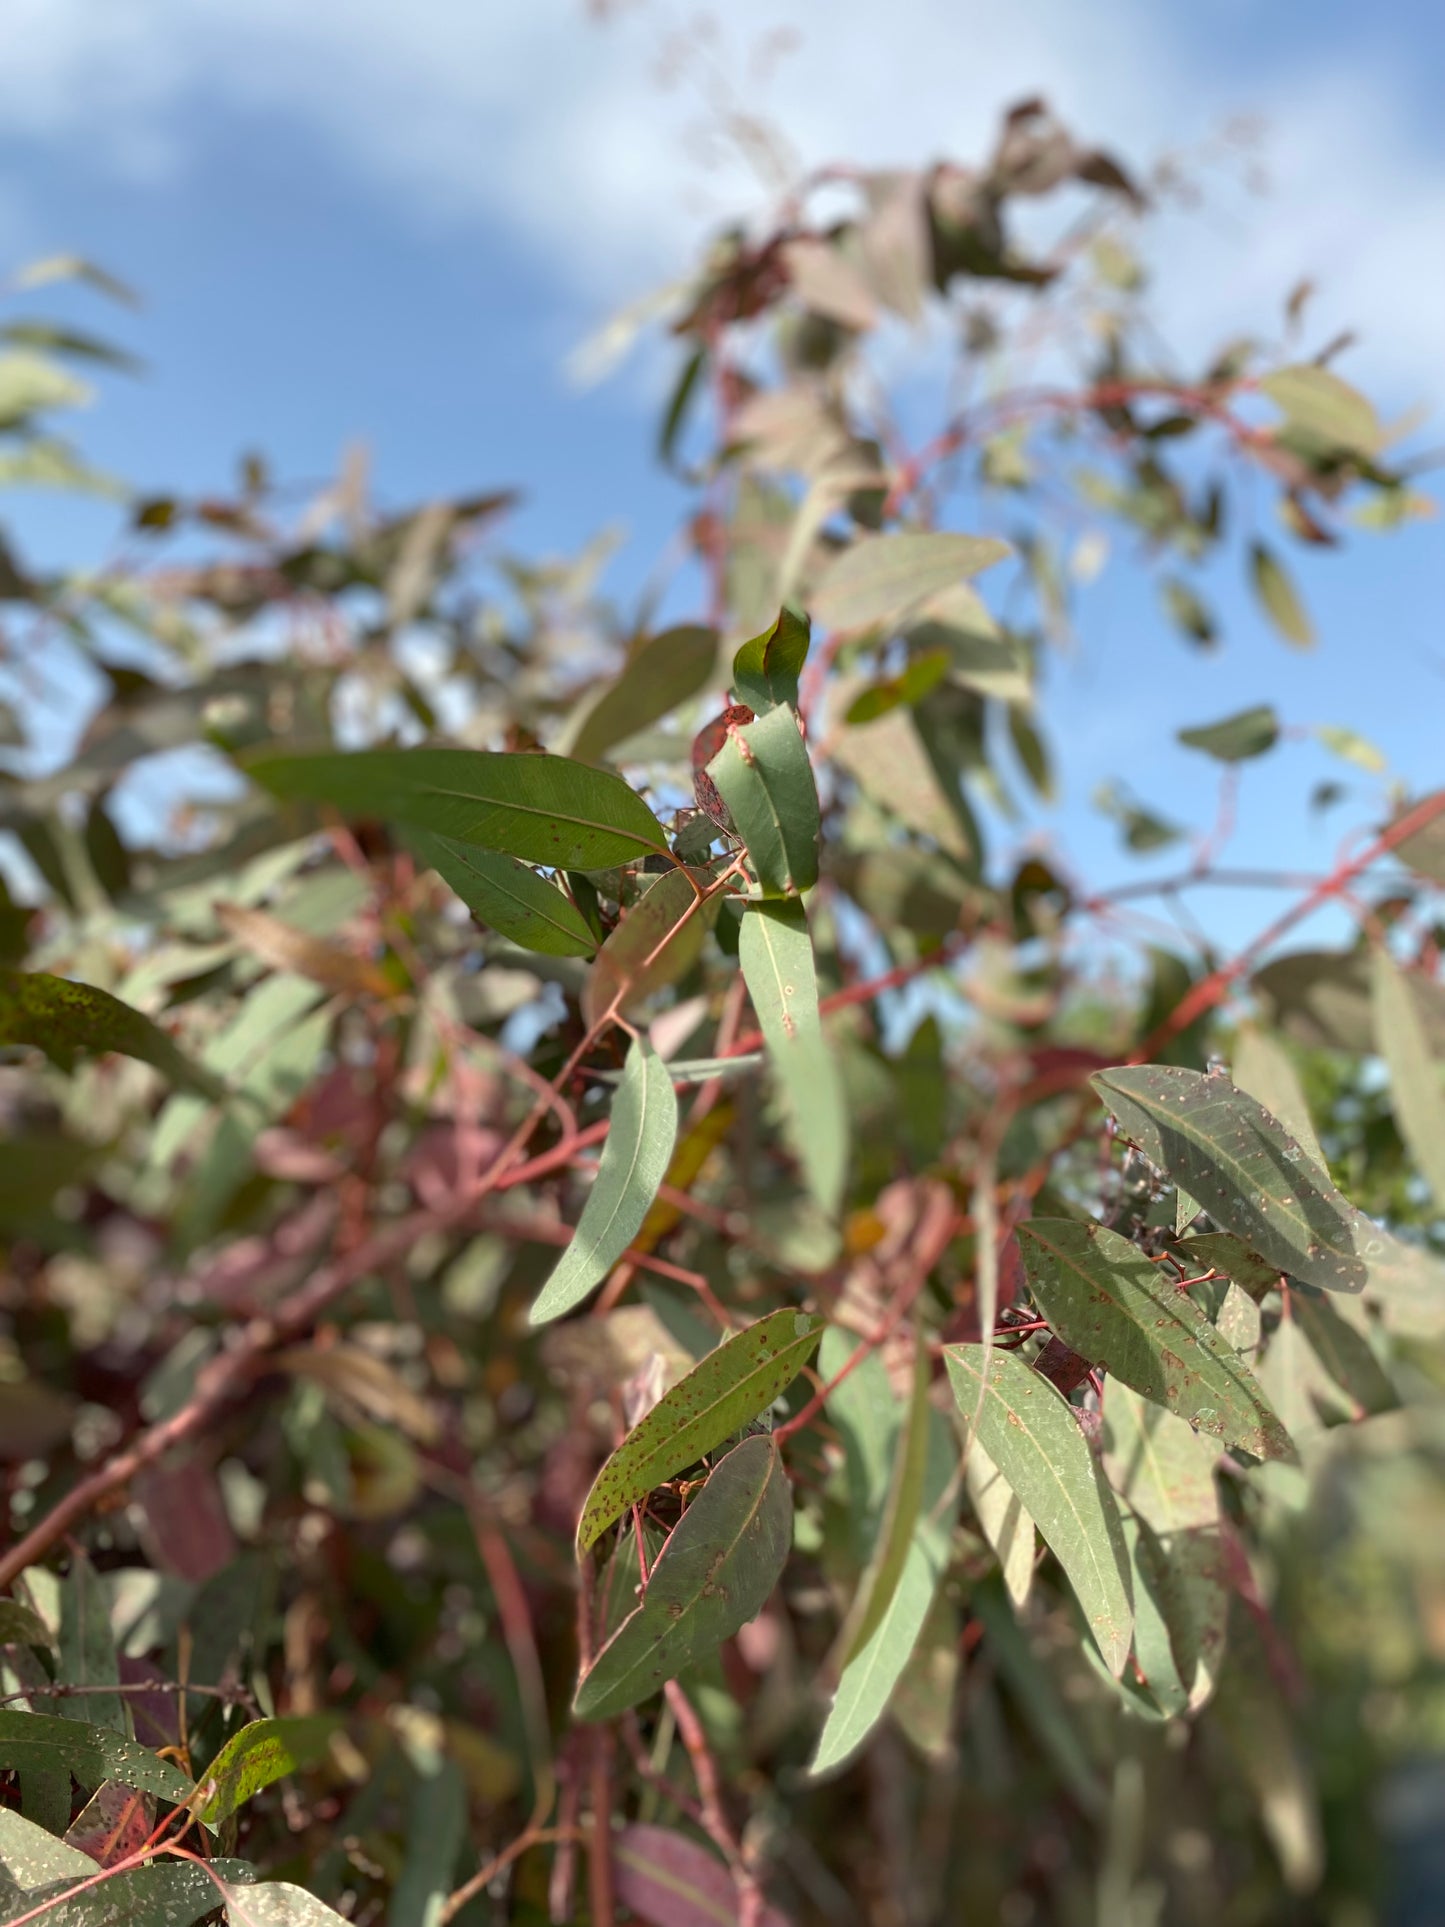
[614,1823,793,1927]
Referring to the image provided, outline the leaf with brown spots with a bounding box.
[573,1434,792,1720]
[1018,1220,1296,1462]
[575,1308,823,1555]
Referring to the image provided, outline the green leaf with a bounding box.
[1386,792,1445,885]
[1291,1291,1397,1417]
[1230,1025,1326,1168]
[731,606,811,714]
[573,1434,792,1720]
[389,1757,466,1927]
[1017,1220,1296,1461]
[821,1329,898,1561]
[833,704,977,863]
[529,1036,680,1326]
[738,900,848,1215]
[1249,541,1314,647]
[707,704,820,896]
[0,351,91,428]
[215,1878,354,1926]
[809,531,1010,634]
[816,1402,963,1772]
[0,1599,54,1649]
[570,625,719,763]
[1371,946,1445,1208]
[0,1811,257,1927]
[407,831,596,957]
[1092,1066,1377,1295]
[944,1344,1133,1675]
[1124,1512,1228,1717]
[1101,1386,1221,1535]
[1315,723,1385,773]
[581,867,711,1028]
[57,1552,126,1737]
[576,1308,823,1553]
[964,1439,1037,1608]
[0,970,222,1098]
[244,746,668,868]
[1261,364,1381,458]
[1160,575,1216,647]
[0,1710,194,1801]
[1177,704,1279,764]
[196,1715,341,1825]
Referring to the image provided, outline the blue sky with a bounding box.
[1,0,1442,955]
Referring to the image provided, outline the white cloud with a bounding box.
[1,0,1442,405]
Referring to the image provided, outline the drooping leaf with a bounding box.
[1371,946,1445,1208]
[406,831,597,957]
[821,1328,899,1560]
[215,1877,355,1926]
[1291,1291,1397,1417]
[811,1386,959,1775]
[1092,1066,1377,1295]
[196,1714,341,1825]
[1249,541,1314,647]
[943,1344,1133,1674]
[574,1435,793,1720]
[0,970,222,1098]
[738,900,848,1215]
[582,867,712,1028]
[244,746,669,868]
[388,1756,466,1927]
[809,531,1010,635]
[1230,1025,1326,1168]
[1315,723,1385,773]
[1386,791,1445,885]
[216,903,393,998]
[964,1438,1037,1608]
[1262,364,1381,458]
[1123,1512,1228,1717]
[0,1599,53,1649]
[833,704,976,863]
[0,1810,256,1927]
[1101,1385,1220,1535]
[529,1036,680,1326]
[731,606,811,714]
[570,625,719,763]
[576,1308,823,1553]
[1017,1220,1296,1461]
[613,1823,792,1927]
[57,1551,126,1737]
[707,704,820,896]
[0,1710,194,1801]
[1177,705,1279,764]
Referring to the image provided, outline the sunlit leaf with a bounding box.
[731,606,811,714]
[738,900,848,1214]
[1177,705,1279,764]
[529,1036,680,1326]
[582,867,712,1028]
[964,1439,1037,1608]
[810,531,1010,635]
[707,704,820,896]
[1372,946,1445,1208]
[196,1715,342,1825]
[576,1308,823,1553]
[58,1550,127,1737]
[408,829,597,957]
[1018,1220,1296,1460]
[569,625,719,762]
[944,1344,1133,1674]
[1249,541,1313,647]
[0,1711,194,1801]
[574,1435,792,1720]
[1262,364,1381,458]
[245,746,669,868]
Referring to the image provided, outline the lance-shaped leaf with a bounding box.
[214,1878,354,1926]
[1387,791,1445,886]
[574,1434,792,1721]
[738,900,847,1215]
[1261,364,1381,458]
[1230,1024,1326,1168]
[0,1810,256,1927]
[582,867,712,1028]
[1018,1220,1296,1462]
[569,623,719,763]
[614,1825,793,1927]
[245,746,669,868]
[576,1308,823,1554]
[0,969,222,1097]
[1249,541,1313,648]
[731,605,811,713]
[821,1328,898,1560]
[944,1344,1133,1674]
[58,1550,126,1736]
[707,705,820,897]
[1372,946,1445,1208]
[529,1036,679,1326]
[810,530,1010,635]
[1177,704,1279,764]
[965,1438,1037,1608]
[196,1714,341,1825]
[1092,1066,1377,1295]
[0,1599,52,1649]
[0,1710,195,1801]
[811,1382,959,1775]
[408,830,596,957]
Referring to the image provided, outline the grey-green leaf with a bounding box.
[811,1401,958,1775]
[529,1036,679,1325]
[245,746,668,868]
[1261,364,1381,457]
[1092,1065,1377,1295]
[738,900,848,1215]
[810,531,1010,634]
[1177,705,1279,764]
[731,606,811,714]
[57,1551,126,1737]
[0,970,222,1098]
[576,1308,823,1554]
[943,1344,1133,1674]
[707,704,820,896]
[1371,946,1445,1208]
[1249,541,1313,648]
[582,867,711,1029]
[408,831,596,957]
[0,1710,194,1801]
[570,624,719,762]
[573,1434,792,1720]
[1017,1220,1296,1461]
[197,1714,341,1825]
[0,1810,256,1927]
